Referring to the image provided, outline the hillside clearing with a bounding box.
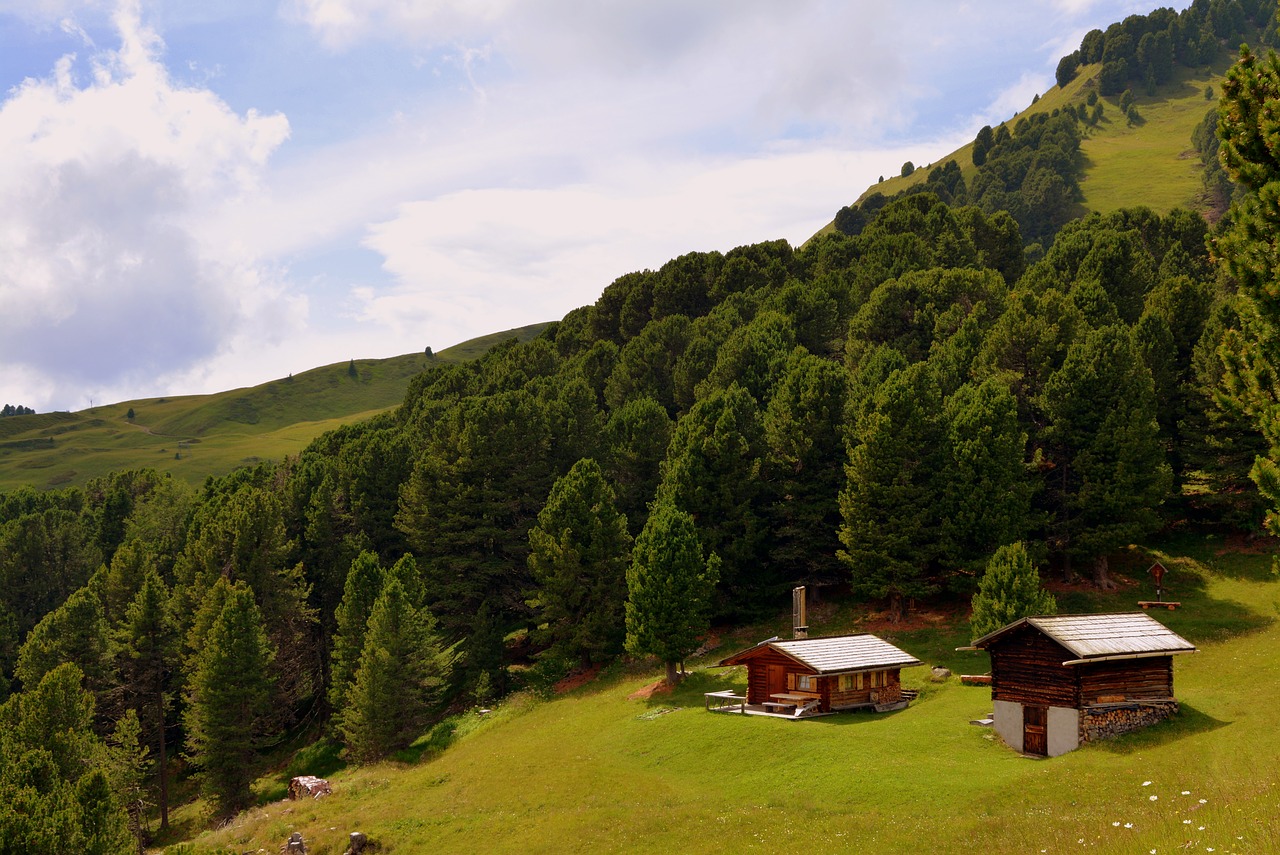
[179,536,1280,854]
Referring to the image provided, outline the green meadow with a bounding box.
[172,535,1279,854]
[0,323,547,492]
[843,52,1235,229]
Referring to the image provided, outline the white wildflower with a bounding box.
[1150,795,1158,801]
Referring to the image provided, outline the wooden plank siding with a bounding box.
[990,625,1177,710]
[742,649,816,705]
[989,624,1079,708]
[1078,657,1173,704]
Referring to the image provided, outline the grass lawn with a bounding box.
[174,535,1280,854]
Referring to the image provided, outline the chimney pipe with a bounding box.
[792,586,808,639]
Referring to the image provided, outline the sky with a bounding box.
[0,0,1181,412]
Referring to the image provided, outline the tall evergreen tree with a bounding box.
[116,570,176,830]
[338,578,450,762]
[1041,325,1171,587]
[839,363,946,621]
[940,379,1034,587]
[182,582,275,816]
[527,459,632,668]
[1214,44,1280,534]
[328,551,386,718]
[655,384,768,616]
[625,502,720,685]
[762,350,849,586]
[602,396,673,535]
[396,390,555,636]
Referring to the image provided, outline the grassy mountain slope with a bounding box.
[179,537,1278,854]
[845,49,1235,227]
[0,323,547,492]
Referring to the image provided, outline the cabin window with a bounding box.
[797,675,814,691]
[869,671,885,688]
[839,674,854,691]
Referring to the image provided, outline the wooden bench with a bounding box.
[1138,601,1181,610]
[762,701,796,714]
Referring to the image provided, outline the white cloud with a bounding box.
[353,140,964,352]
[0,1,295,411]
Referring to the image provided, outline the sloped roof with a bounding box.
[718,634,921,674]
[971,612,1196,662]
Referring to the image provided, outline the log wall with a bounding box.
[1078,657,1173,704]
[989,626,1077,707]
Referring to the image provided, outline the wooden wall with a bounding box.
[741,650,816,705]
[990,625,1178,709]
[827,670,900,709]
[989,625,1078,707]
[1078,657,1173,703]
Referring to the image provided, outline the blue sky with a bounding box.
[0,0,1177,411]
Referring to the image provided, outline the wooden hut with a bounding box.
[970,613,1196,756]
[716,634,922,716]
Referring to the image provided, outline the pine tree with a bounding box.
[655,384,767,615]
[338,579,450,762]
[328,550,385,717]
[940,379,1033,586]
[1041,325,1171,586]
[839,363,946,620]
[15,584,112,696]
[762,350,849,586]
[969,542,1057,640]
[182,583,275,816]
[624,502,720,685]
[527,459,631,668]
[1214,45,1280,534]
[0,664,131,854]
[116,570,176,830]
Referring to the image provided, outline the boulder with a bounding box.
[344,831,368,855]
[930,666,952,681]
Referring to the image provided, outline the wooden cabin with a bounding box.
[970,613,1196,756]
[716,634,922,716]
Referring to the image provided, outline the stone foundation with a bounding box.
[1080,700,1178,743]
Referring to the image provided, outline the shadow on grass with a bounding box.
[1057,545,1278,645]
[638,669,741,710]
[394,718,458,764]
[1091,702,1229,755]
[283,737,347,780]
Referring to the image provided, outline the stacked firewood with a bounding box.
[1080,701,1178,742]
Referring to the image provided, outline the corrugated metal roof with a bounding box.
[973,612,1196,659]
[755,634,921,674]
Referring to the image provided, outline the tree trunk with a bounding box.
[665,660,680,686]
[888,591,905,623]
[157,699,169,830]
[1092,554,1116,591]
[1061,551,1078,584]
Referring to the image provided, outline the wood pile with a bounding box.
[288,776,332,800]
[1080,700,1177,743]
[871,682,903,705]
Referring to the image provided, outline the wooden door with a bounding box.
[1023,705,1048,756]
[766,665,786,700]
